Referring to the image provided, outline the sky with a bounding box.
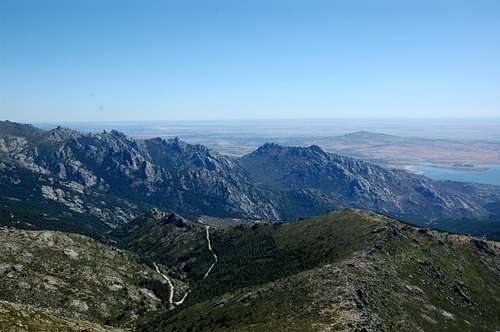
[1,0,500,122]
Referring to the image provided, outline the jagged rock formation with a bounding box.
[0,122,279,234]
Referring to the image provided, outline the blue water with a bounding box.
[411,164,500,186]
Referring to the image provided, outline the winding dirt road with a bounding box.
[203,225,218,279]
[153,224,218,309]
[152,262,176,309]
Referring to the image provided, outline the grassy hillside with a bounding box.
[136,210,500,331]
[0,301,124,332]
[184,210,386,304]
[1,209,498,331]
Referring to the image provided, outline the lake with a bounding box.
[410,164,500,186]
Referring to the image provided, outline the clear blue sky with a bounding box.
[1,0,499,122]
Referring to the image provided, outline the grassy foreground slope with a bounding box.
[0,228,183,331]
[138,209,500,332]
[0,301,124,332]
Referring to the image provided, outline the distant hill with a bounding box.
[321,130,500,168]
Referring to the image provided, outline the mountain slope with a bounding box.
[0,301,123,332]
[110,210,214,281]
[0,121,280,230]
[1,207,499,331]
[133,209,500,332]
[238,143,500,222]
[0,227,184,330]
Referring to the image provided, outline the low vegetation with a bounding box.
[0,227,184,330]
[1,209,499,331]
[135,210,500,331]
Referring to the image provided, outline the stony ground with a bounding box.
[0,227,185,330]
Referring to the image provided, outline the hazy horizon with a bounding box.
[28,117,500,141]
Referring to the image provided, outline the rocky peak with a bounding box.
[110,129,128,139]
[165,137,211,155]
[145,136,231,172]
[148,208,168,220]
[160,213,192,228]
[96,129,132,143]
[44,126,82,141]
[252,143,330,160]
[254,142,282,154]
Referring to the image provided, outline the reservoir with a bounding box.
[410,164,500,186]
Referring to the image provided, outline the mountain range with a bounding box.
[1,120,500,239]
